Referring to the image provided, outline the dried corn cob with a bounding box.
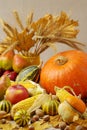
[11,94,40,117]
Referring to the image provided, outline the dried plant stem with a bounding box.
[0,11,85,56]
[2,41,19,56]
[26,12,33,29]
[3,22,15,35]
[13,10,24,30]
[3,27,12,38]
[36,37,85,55]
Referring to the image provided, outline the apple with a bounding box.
[5,84,29,104]
[3,70,18,81]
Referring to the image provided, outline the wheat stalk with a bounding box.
[13,10,24,30]
[0,11,85,56]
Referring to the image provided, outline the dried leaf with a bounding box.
[73,118,87,128]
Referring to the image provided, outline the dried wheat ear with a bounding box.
[0,11,85,56]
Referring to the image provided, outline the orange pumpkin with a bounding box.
[40,50,87,98]
[66,96,86,113]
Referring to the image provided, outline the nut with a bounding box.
[59,121,67,130]
[35,108,44,117]
[76,125,84,130]
[32,115,39,121]
[43,115,50,121]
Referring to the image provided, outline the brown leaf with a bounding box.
[74,118,87,128]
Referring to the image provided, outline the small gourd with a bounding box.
[42,95,59,116]
[58,101,79,123]
[14,109,30,127]
[0,100,12,113]
[16,63,42,83]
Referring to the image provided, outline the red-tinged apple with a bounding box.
[3,70,18,81]
[5,84,29,104]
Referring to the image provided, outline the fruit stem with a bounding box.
[55,56,68,65]
[55,86,77,97]
[38,60,43,69]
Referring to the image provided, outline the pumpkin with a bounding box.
[14,109,30,127]
[0,100,12,113]
[42,95,59,116]
[55,86,86,113]
[40,50,87,98]
[66,96,86,114]
[16,63,42,83]
[58,101,80,123]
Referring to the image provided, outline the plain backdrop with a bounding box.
[0,0,87,63]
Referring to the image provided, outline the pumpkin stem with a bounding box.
[55,56,68,65]
[63,86,76,96]
[54,86,77,96]
[54,86,61,91]
[38,60,43,69]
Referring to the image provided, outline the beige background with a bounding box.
[0,0,87,63]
